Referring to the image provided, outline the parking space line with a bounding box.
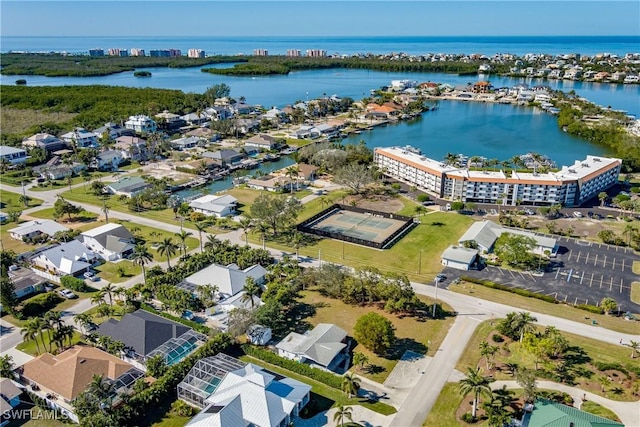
[620,279,624,294]
[609,277,613,291]
[567,250,572,261]
[600,275,604,289]
[508,270,516,278]
[580,271,585,284]
[589,272,594,287]
[576,251,581,262]
[594,254,598,266]
[574,297,578,305]
[555,269,560,280]
[603,255,607,268]
[567,269,573,283]
[621,259,625,272]
[585,253,589,264]
[612,258,616,270]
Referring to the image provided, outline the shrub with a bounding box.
[354,312,396,355]
[461,276,557,303]
[492,334,504,343]
[461,412,475,423]
[170,400,196,417]
[21,293,63,317]
[60,275,88,292]
[593,362,628,375]
[416,194,430,203]
[575,304,604,315]
[241,344,343,389]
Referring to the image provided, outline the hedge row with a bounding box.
[21,292,63,317]
[140,303,210,334]
[242,344,343,389]
[460,276,606,315]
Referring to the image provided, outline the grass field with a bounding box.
[633,261,640,274]
[16,330,82,356]
[456,319,639,401]
[94,260,141,283]
[0,190,43,208]
[581,401,622,422]
[28,207,98,222]
[632,282,640,305]
[300,291,455,383]
[422,382,467,427]
[0,108,77,134]
[448,282,640,335]
[29,172,110,192]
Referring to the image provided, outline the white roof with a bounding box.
[276,323,347,367]
[183,263,266,296]
[80,223,123,237]
[0,146,26,155]
[189,195,237,214]
[186,395,248,427]
[9,220,69,237]
[459,220,556,251]
[441,245,478,264]
[37,241,95,275]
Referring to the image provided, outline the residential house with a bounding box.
[472,81,492,93]
[31,240,97,278]
[155,111,185,131]
[261,107,286,124]
[185,127,220,142]
[276,323,348,371]
[9,220,69,241]
[96,309,206,367]
[22,133,67,153]
[188,194,237,217]
[7,266,47,299]
[247,174,292,192]
[230,102,254,115]
[204,106,233,121]
[0,146,28,166]
[0,378,22,426]
[246,325,272,346]
[244,134,279,151]
[78,223,135,261]
[202,149,244,167]
[292,125,321,140]
[93,150,123,171]
[365,103,400,119]
[114,136,148,162]
[440,245,478,271]
[21,345,144,423]
[124,115,157,134]
[170,136,201,151]
[521,399,623,427]
[178,263,267,312]
[179,354,310,427]
[298,163,319,181]
[181,112,209,126]
[314,123,340,138]
[93,123,136,140]
[60,128,99,149]
[458,220,557,256]
[33,158,86,180]
[105,176,152,197]
[234,118,260,135]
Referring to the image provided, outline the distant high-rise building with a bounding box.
[306,49,327,58]
[149,49,181,58]
[130,48,145,57]
[169,49,182,57]
[286,49,301,57]
[107,48,128,57]
[89,48,104,57]
[188,49,205,58]
[253,49,269,56]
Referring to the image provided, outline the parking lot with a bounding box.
[442,234,640,311]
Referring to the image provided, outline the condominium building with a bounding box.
[306,49,327,57]
[88,48,104,57]
[188,49,205,58]
[254,49,269,56]
[286,49,301,57]
[374,147,621,207]
[107,48,128,57]
[130,48,145,57]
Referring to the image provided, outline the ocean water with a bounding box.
[3,35,639,56]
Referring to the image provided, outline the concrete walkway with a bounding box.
[492,380,640,427]
[295,404,394,427]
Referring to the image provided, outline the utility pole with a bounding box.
[432,278,439,318]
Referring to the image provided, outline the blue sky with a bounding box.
[1,1,639,37]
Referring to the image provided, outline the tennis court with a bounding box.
[308,209,407,244]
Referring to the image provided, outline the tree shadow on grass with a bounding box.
[386,338,428,361]
[300,392,334,419]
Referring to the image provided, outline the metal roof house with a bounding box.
[441,245,479,271]
[105,176,152,197]
[179,263,267,299]
[188,194,238,218]
[31,240,97,278]
[78,223,135,261]
[276,323,348,371]
[521,399,623,427]
[458,220,557,256]
[9,220,69,241]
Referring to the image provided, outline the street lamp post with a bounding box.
[432,277,439,318]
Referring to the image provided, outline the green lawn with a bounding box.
[455,319,639,401]
[581,401,622,422]
[422,382,466,427]
[28,207,98,222]
[16,330,82,356]
[0,228,37,254]
[252,211,474,281]
[300,291,455,383]
[633,261,640,275]
[0,190,43,208]
[226,187,313,214]
[29,172,110,192]
[240,355,397,416]
[631,282,640,305]
[94,260,141,283]
[448,282,640,335]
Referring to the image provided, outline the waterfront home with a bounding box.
[124,115,157,134]
[105,176,152,197]
[0,146,28,166]
[441,245,478,271]
[114,136,148,162]
[521,399,623,427]
[31,240,97,278]
[365,103,400,119]
[9,219,69,241]
[472,81,492,94]
[179,262,267,300]
[96,309,206,367]
[247,174,292,192]
[185,127,220,142]
[188,194,237,217]
[78,223,135,261]
[276,323,349,372]
[230,101,254,115]
[204,106,233,121]
[179,354,311,427]
[244,134,279,151]
[22,133,67,153]
[155,111,185,131]
[202,149,244,167]
[93,122,136,140]
[594,71,611,81]
[21,345,144,423]
[298,163,318,181]
[261,107,287,125]
[458,220,557,256]
[33,159,86,180]
[61,128,99,149]
[92,150,123,171]
[181,112,209,126]
[170,136,202,151]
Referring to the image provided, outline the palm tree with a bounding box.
[239,217,254,246]
[194,222,208,252]
[74,313,94,335]
[0,354,17,380]
[510,155,525,169]
[512,312,537,342]
[597,375,611,392]
[469,156,483,170]
[91,293,105,306]
[341,372,361,398]
[285,165,301,192]
[598,192,608,207]
[333,406,353,427]
[459,367,494,419]
[241,277,261,309]
[101,200,110,224]
[479,341,498,371]
[44,311,64,351]
[628,340,639,359]
[100,283,117,308]
[204,234,219,252]
[157,237,178,268]
[21,319,43,355]
[256,222,269,250]
[622,224,637,246]
[352,352,369,372]
[132,244,153,284]
[444,152,460,166]
[88,374,114,402]
[289,232,304,261]
[175,230,193,257]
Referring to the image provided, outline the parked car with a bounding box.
[436,274,447,281]
[44,283,55,292]
[84,271,100,282]
[58,289,78,299]
[573,211,583,218]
